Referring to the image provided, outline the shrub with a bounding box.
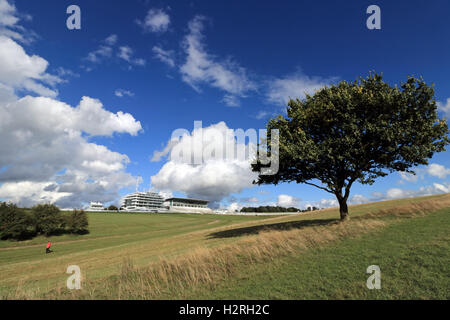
[1,202,90,241]
[108,205,118,211]
[0,202,36,240]
[66,210,89,234]
[32,204,65,236]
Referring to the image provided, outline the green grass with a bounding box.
[186,207,450,299]
[1,194,449,299]
[0,212,276,296]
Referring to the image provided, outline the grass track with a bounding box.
[187,207,450,299]
[1,194,449,299]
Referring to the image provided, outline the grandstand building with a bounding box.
[121,192,165,212]
[86,201,105,212]
[119,192,212,214]
[163,197,213,214]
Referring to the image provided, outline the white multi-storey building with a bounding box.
[86,201,105,212]
[121,192,165,212]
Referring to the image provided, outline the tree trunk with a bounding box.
[337,196,350,221]
[339,201,349,221]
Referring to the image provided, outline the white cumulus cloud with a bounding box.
[0,35,61,97]
[426,163,450,179]
[137,8,170,33]
[0,0,143,208]
[277,194,300,207]
[266,72,334,107]
[0,96,142,207]
[0,0,35,43]
[437,98,450,118]
[150,122,258,202]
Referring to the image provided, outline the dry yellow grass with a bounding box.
[38,194,450,300]
[4,194,450,300]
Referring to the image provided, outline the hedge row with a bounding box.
[240,206,320,213]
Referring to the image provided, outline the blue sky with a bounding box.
[0,0,449,210]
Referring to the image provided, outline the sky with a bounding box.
[0,0,450,210]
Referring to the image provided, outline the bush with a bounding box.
[32,204,66,236]
[240,205,301,213]
[0,202,36,240]
[1,202,90,241]
[66,210,89,234]
[108,205,118,211]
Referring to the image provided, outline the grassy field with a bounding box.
[1,194,449,299]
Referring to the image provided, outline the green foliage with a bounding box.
[32,204,66,236]
[240,206,318,213]
[1,203,91,240]
[66,210,89,234]
[253,72,450,219]
[0,202,36,240]
[108,205,118,211]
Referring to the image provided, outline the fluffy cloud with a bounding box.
[349,194,370,205]
[266,72,334,107]
[386,183,450,199]
[180,16,256,106]
[398,163,450,183]
[137,8,170,33]
[316,198,339,208]
[302,198,338,210]
[0,0,35,43]
[437,98,450,117]
[2,96,142,137]
[0,0,143,208]
[0,181,72,207]
[399,171,420,183]
[0,95,142,207]
[426,163,450,179]
[0,0,18,27]
[0,0,59,97]
[227,202,242,212]
[0,35,61,97]
[277,194,300,207]
[150,122,258,202]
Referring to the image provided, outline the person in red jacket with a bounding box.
[46,240,52,254]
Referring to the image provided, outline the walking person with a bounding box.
[46,240,52,254]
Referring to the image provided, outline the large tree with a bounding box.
[252,73,449,220]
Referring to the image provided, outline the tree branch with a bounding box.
[303,181,334,194]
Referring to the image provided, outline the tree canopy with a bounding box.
[252,73,449,220]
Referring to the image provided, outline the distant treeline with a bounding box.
[240,206,320,213]
[0,202,89,241]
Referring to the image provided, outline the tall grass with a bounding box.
[35,194,450,300]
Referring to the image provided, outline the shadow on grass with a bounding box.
[208,218,338,239]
